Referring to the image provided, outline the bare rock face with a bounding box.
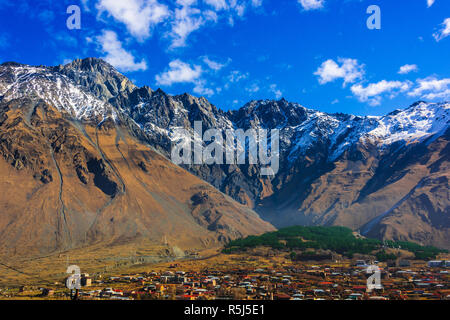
[54,57,137,105]
[365,152,450,249]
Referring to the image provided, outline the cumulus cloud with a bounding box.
[95,30,148,72]
[93,0,261,48]
[408,77,450,100]
[317,57,448,106]
[398,64,418,74]
[351,80,411,106]
[314,58,365,86]
[298,0,324,10]
[427,0,435,7]
[433,18,450,42]
[155,59,202,86]
[96,0,169,41]
[155,58,216,96]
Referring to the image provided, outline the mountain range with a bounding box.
[0,58,448,259]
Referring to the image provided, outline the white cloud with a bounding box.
[81,0,90,11]
[155,59,202,86]
[351,80,411,106]
[96,0,169,41]
[62,58,73,65]
[228,70,249,83]
[155,58,215,96]
[246,83,260,93]
[95,30,148,72]
[251,0,263,7]
[314,58,365,86]
[270,84,282,99]
[398,64,418,74]
[93,0,262,49]
[170,1,209,48]
[202,9,219,22]
[298,0,324,10]
[224,70,249,90]
[427,0,435,8]
[433,18,450,42]
[202,56,229,71]
[169,0,257,47]
[193,79,214,96]
[408,77,450,100]
[204,0,228,11]
[233,3,246,17]
[421,89,450,100]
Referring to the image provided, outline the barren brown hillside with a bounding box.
[0,98,274,260]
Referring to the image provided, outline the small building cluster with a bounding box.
[63,259,450,300]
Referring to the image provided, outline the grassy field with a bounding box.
[0,239,197,287]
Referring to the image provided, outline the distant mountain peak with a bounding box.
[0,61,117,121]
[62,57,119,74]
[55,58,136,105]
[0,61,26,67]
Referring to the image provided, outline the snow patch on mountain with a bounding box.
[366,102,450,145]
[0,64,117,121]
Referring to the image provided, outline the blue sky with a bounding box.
[0,0,449,116]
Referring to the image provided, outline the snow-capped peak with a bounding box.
[0,62,117,121]
[367,102,449,145]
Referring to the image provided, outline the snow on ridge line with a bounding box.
[282,101,449,163]
[0,64,117,122]
[0,64,448,157]
[367,102,450,146]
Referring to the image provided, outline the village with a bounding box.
[1,255,449,301]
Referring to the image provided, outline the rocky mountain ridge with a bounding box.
[0,58,448,249]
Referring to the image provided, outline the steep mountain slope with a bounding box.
[0,62,274,259]
[1,58,448,250]
[54,58,446,249]
[82,66,447,249]
[236,102,449,249]
[363,131,450,249]
[55,57,137,104]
